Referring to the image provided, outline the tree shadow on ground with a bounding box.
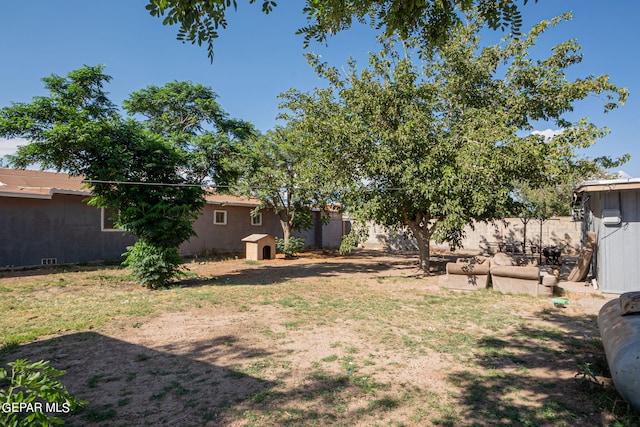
[1,332,278,426]
[181,251,452,287]
[446,307,639,426]
[1,331,407,426]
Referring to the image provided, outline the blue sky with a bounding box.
[0,1,638,177]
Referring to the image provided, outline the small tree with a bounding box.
[232,125,338,255]
[87,130,205,288]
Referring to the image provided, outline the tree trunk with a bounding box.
[407,219,431,273]
[276,208,293,247]
[280,220,292,246]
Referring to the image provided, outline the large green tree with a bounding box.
[146,0,538,61]
[280,13,628,272]
[0,66,246,287]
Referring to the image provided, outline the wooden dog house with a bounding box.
[242,234,276,261]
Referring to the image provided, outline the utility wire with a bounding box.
[82,179,299,190]
[81,179,405,192]
[83,179,204,188]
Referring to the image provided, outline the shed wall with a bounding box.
[589,190,640,293]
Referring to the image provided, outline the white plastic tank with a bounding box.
[598,297,640,411]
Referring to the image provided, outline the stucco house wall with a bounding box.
[0,168,351,267]
[294,210,349,249]
[0,193,136,268]
[184,205,350,256]
[181,203,282,256]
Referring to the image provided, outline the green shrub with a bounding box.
[0,359,84,426]
[276,237,305,258]
[123,240,183,289]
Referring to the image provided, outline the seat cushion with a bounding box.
[447,261,490,275]
[490,265,539,280]
[492,252,515,266]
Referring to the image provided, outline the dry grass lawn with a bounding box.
[0,250,636,426]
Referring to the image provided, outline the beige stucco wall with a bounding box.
[181,204,282,257]
[184,207,350,256]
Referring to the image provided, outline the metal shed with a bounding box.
[574,178,640,293]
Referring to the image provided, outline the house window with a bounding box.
[101,208,122,232]
[214,210,227,225]
[251,212,262,226]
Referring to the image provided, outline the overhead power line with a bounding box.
[83,179,203,187]
[81,179,406,192]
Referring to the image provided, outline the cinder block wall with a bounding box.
[456,217,581,255]
[363,217,582,255]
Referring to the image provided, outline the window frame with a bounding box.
[213,209,228,225]
[251,211,263,226]
[101,208,123,232]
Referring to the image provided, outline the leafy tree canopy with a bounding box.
[146,0,538,61]
[280,13,628,271]
[231,124,340,250]
[124,80,256,184]
[0,65,250,286]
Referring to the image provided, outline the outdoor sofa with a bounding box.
[441,256,491,291]
[490,252,553,297]
[441,252,555,297]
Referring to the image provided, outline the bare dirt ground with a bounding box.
[4,250,622,426]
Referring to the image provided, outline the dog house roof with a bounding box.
[241,234,274,243]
